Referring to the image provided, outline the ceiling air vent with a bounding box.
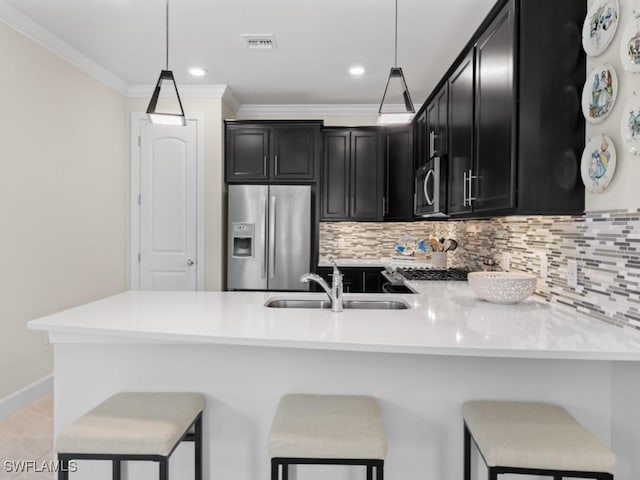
[241,34,276,49]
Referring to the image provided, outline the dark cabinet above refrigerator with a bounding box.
[225,121,321,183]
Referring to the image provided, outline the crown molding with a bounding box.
[126,84,232,99]
[0,1,128,95]
[221,87,240,114]
[236,103,420,117]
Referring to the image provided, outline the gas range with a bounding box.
[396,267,469,281]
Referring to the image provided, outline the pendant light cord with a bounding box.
[394,0,398,67]
[165,0,169,70]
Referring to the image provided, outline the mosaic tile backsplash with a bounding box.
[319,210,640,331]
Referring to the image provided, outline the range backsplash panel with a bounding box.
[319,210,640,331]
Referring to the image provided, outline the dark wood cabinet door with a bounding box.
[272,126,318,181]
[426,100,438,160]
[435,83,449,156]
[350,130,382,221]
[414,109,427,169]
[226,127,269,181]
[447,50,475,216]
[383,126,413,221]
[473,2,515,213]
[362,268,383,293]
[321,130,350,219]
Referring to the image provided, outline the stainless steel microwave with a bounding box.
[414,158,447,218]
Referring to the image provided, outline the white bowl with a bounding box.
[467,271,537,304]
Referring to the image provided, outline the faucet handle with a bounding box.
[328,256,340,271]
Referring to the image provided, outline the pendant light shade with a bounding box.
[147,0,186,126]
[147,70,186,126]
[378,0,415,124]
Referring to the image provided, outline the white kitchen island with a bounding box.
[29,283,640,480]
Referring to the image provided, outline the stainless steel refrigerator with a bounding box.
[227,185,311,291]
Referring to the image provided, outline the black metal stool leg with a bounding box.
[487,467,497,480]
[58,456,69,480]
[464,423,471,480]
[194,415,202,480]
[367,464,373,480]
[377,462,383,480]
[159,458,168,480]
[553,476,562,480]
[112,460,121,480]
[282,462,288,480]
[271,459,279,480]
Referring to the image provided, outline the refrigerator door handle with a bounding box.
[261,196,267,279]
[269,195,276,279]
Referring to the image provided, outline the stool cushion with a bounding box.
[269,394,387,460]
[57,392,205,457]
[462,400,615,474]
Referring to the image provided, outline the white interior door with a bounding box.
[139,121,197,290]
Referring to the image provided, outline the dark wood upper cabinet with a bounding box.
[440,0,585,217]
[473,2,515,213]
[321,130,350,219]
[427,84,449,159]
[225,121,321,183]
[350,130,382,220]
[321,128,382,221]
[226,127,269,181]
[414,108,428,170]
[383,125,414,221]
[447,50,475,216]
[272,126,317,180]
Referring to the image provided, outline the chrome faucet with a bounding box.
[300,258,343,312]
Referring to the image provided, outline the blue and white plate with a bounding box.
[581,63,618,123]
[582,0,619,56]
[619,12,640,73]
[620,95,640,155]
[394,236,415,256]
[580,134,617,193]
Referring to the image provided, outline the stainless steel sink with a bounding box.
[265,298,410,310]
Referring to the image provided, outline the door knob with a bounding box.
[187,259,195,266]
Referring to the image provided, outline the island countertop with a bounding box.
[28,282,640,361]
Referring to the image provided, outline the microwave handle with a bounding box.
[424,169,435,206]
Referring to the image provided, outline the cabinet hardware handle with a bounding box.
[263,155,267,175]
[468,169,477,205]
[274,155,278,174]
[463,170,468,207]
[429,131,439,157]
[414,192,417,215]
[382,197,387,216]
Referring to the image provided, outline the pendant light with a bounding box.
[378,0,415,124]
[146,0,186,126]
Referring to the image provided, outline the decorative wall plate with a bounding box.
[620,95,640,155]
[582,0,619,56]
[581,63,618,123]
[394,235,416,255]
[619,13,640,72]
[580,134,617,193]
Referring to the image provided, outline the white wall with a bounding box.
[0,21,128,400]
[585,0,640,211]
[125,96,231,291]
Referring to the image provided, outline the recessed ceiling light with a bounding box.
[349,66,365,76]
[189,67,207,77]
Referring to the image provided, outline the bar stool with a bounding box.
[269,394,387,480]
[56,392,205,480]
[462,400,615,480]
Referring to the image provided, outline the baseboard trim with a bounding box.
[0,374,53,420]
